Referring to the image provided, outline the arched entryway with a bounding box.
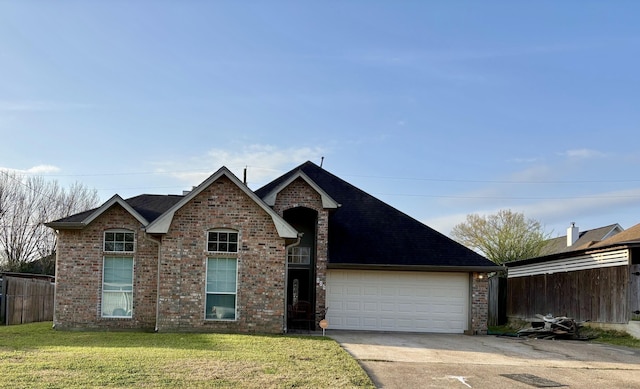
[284,207,317,331]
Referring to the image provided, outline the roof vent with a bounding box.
[567,222,579,247]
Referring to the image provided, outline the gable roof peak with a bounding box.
[45,193,149,230]
[145,166,298,238]
[261,169,340,209]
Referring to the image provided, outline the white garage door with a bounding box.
[326,270,469,333]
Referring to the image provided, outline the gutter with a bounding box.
[44,222,85,230]
[143,232,162,332]
[283,234,302,333]
[326,263,505,273]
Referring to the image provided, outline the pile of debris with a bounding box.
[517,314,587,340]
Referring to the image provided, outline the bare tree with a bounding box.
[450,209,550,265]
[0,171,99,272]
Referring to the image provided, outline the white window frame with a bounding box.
[104,229,136,253]
[288,246,311,265]
[101,256,134,318]
[206,229,239,253]
[205,257,238,321]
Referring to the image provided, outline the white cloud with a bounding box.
[560,148,606,159]
[509,156,542,164]
[517,187,640,226]
[0,165,61,174]
[26,165,61,174]
[155,144,326,188]
[425,187,640,237]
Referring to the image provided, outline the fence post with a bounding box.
[0,276,6,325]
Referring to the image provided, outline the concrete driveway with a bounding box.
[329,331,640,389]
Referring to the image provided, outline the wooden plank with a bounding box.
[0,276,6,325]
[588,268,598,322]
[631,264,640,321]
[4,276,55,325]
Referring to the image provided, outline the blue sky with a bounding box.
[2,1,640,238]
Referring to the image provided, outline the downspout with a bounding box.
[51,230,59,329]
[284,234,302,333]
[143,231,162,332]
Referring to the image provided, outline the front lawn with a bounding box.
[0,322,373,388]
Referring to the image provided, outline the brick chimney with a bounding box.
[567,222,579,247]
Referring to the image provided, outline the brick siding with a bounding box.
[156,176,286,333]
[272,177,329,328]
[470,272,489,335]
[54,205,156,330]
[55,176,287,333]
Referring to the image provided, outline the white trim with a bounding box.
[101,256,134,318]
[103,229,136,253]
[204,257,238,321]
[602,224,624,240]
[89,195,148,226]
[262,171,340,209]
[206,229,239,254]
[508,249,630,278]
[326,270,469,333]
[146,167,298,239]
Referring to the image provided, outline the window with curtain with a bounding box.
[205,257,237,320]
[102,256,133,318]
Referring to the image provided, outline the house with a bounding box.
[506,223,640,327]
[541,222,623,255]
[46,161,501,334]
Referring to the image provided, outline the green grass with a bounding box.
[579,327,640,348]
[0,322,374,388]
[489,324,640,349]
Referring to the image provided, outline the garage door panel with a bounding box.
[326,270,469,333]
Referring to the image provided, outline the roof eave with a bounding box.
[44,222,86,230]
[327,263,505,272]
[145,167,298,239]
[45,195,149,230]
[262,170,340,209]
[88,194,149,227]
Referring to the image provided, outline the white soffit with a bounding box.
[83,194,149,227]
[145,167,298,238]
[508,249,629,278]
[262,171,340,209]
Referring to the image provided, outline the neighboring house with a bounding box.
[541,222,623,255]
[506,223,640,326]
[46,161,500,334]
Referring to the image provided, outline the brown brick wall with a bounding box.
[54,205,157,330]
[470,272,489,335]
[156,176,287,333]
[272,177,329,325]
[55,176,288,333]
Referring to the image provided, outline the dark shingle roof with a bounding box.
[124,194,184,222]
[256,161,497,269]
[50,194,184,224]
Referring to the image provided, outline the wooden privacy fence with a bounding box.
[488,275,507,326]
[1,275,54,325]
[507,266,629,324]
